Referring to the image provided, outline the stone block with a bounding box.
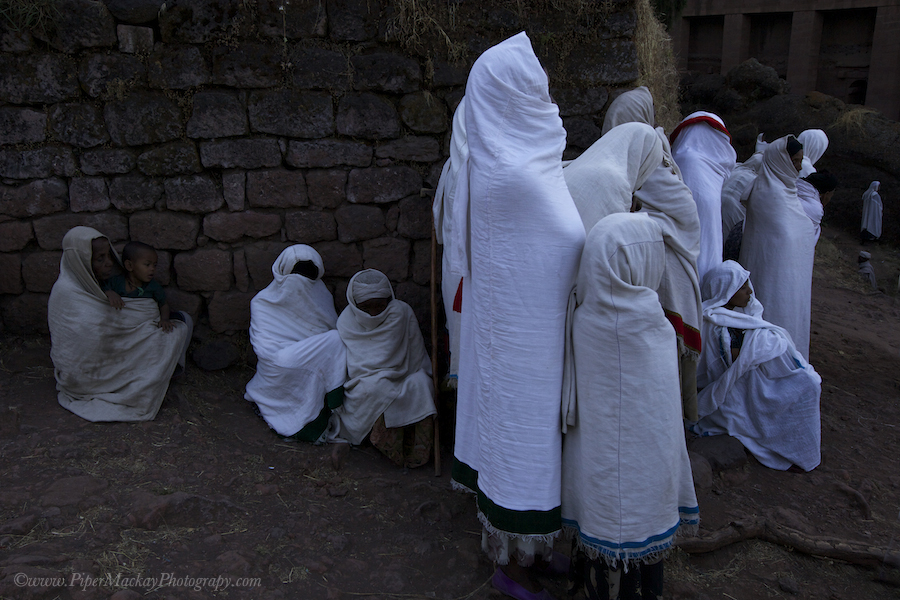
[0,293,50,334]
[0,253,23,294]
[80,149,137,175]
[563,117,602,150]
[223,171,246,211]
[104,92,183,146]
[109,175,163,212]
[200,138,282,169]
[399,92,447,134]
[212,43,281,88]
[78,53,147,98]
[138,141,201,176]
[69,177,110,213]
[376,137,440,162]
[164,175,223,213]
[565,40,639,86]
[326,0,377,41]
[432,60,468,87]
[233,248,249,292]
[106,0,164,24]
[312,240,362,278]
[385,205,399,231]
[286,140,372,169]
[22,251,61,293]
[411,239,430,285]
[347,167,421,204]
[207,290,254,333]
[291,47,349,90]
[351,54,420,93]
[203,211,282,242]
[0,53,79,104]
[0,147,75,180]
[129,211,200,250]
[362,237,409,281]
[397,195,432,239]
[552,87,609,117]
[306,169,346,208]
[336,93,400,140]
[0,108,46,145]
[0,179,68,218]
[1,29,31,52]
[258,0,326,39]
[395,281,430,330]
[334,205,384,242]
[444,88,465,115]
[187,91,248,139]
[244,241,289,289]
[147,45,211,90]
[159,0,244,43]
[246,169,307,208]
[0,221,34,252]
[118,25,154,53]
[36,0,117,53]
[33,213,128,250]
[285,210,337,244]
[248,90,334,138]
[155,250,171,285]
[164,287,202,320]
[174,249,232,291]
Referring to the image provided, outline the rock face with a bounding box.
[0,0,641,334]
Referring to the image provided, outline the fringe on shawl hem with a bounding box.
[451,479,476,495]
[562,517,698,569]
[476,509,560,548]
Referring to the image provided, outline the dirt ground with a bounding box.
[0,224,899,600]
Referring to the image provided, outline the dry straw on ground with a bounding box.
[634,0,681,132]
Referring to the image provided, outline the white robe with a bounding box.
[797,129,828,178]
[244,245,348,438]
[861,181,883,238]
[796,178,824,243]
[694,261,821,472]
[719,152,763,240]
[562,213,698,565]
[739,136,816,360]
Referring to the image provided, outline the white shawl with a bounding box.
[670,112,736,280]
[694,261,821,472]
[334,269,435,445]
[861,181,883,238]
[796,178,824,242]
[244,245,347,437]
[50,226,191,422]
[563,121,663,232]
[450,32,585,542]
[561,213,698,565]
[719,152,763,239]
[739,136,816,360]
[797,129,828,178]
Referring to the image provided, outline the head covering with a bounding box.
[60,226,121,301]
[797,129,828,177]
[859,250,872,260]
[344,269,395,327]
[601,86,655,135]
[786,136,803,158]
[670,111,731,145]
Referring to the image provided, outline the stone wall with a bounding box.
[0,0,640,336]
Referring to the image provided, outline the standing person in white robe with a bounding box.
[432,96,467,387]
[797,171,838,244]
[860,181,883,244]
[694,261,821,472]
[739,135,815,360]
[797,129,828,178]
[670,111,737,280]
[562,213,698,600]
[244,245,347,443]
[334,269,436,468]
[600,86,703,420]
[449,32,585,599]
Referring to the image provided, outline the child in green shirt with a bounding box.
[102,241,175,332]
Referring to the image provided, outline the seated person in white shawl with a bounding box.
[244,245,348,443]
[49,226,193,422]
[333,269,436,468]
[562,213,698,600]
[694,260,821,472]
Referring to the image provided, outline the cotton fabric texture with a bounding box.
[694,261,822,471]
[797,129,828,178]
[670,112,737,280]
[49,226,191,422]
[739,136,815,360]
[796,178,825,243]
[861,181,883,239]
[561,213,698,566]
[449,32,586,551]
[719,152,763,240]
[244,245,347,438]
[334,269,435,445]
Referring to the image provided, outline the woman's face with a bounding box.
[790,150,803,173]
[726,279,752,309]
[91,238,114,282]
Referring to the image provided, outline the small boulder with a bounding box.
[191,340,241,371]
[687,435,748,471]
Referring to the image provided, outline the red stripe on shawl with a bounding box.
[669,115,732,146]
[664,309,702,353]
[452,278,463,313]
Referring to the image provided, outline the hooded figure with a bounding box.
[49,226,192,422]
[861,181,883,242]
[695,261,821,472]
[797,129,828,178]
[245,245,347,441]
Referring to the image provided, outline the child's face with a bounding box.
[91,238,114,282]
[357,297,390,317]
[726,279,752,309]
[125,250,158,285]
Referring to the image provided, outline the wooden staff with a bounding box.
[422,187,441,477]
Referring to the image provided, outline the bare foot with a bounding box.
[330,443,350,471]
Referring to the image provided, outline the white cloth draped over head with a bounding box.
[563,121,663,232]
[433,97,468,384]
[739,136,815,360]
[244,245,347,437]
[450,32,586,546]
[796,178,825,242]
[694,261,821,471]
[49,226,191,422]
[861,181,883,238]
[670,111,737,280]
[797,129,828,178]
[561,213,698,566]
[719,152,763,239]
[334,269,435,445]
